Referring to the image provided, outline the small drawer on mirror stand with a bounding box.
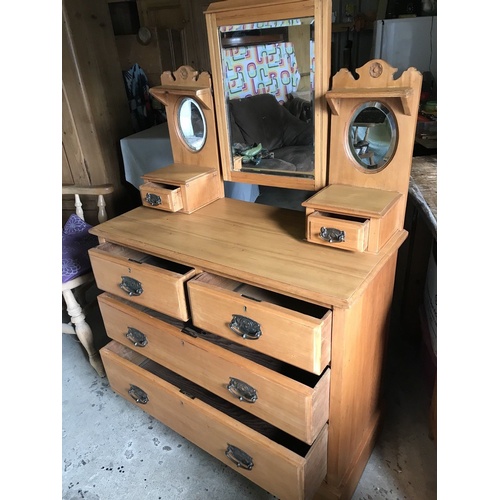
[140,182,183,212]
[306,211,369,252]
[140,163,221,214]
[303,184,403,253]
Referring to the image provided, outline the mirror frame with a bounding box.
[205,0,332,191]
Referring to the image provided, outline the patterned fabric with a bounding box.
[62,214,98,283]
[223,42,301,101]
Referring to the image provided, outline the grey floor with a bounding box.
[62,188,437,500]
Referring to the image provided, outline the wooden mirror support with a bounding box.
[143,66,224,214]
[303,59,422,253]
[205,0,332,191]
[326,59,422,197]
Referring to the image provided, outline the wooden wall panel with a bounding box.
[62,86,87,186]
[157,27,187,74]
[114,29,164,86]
[185,0,212,72]
[137,0,186,29]
[62,0,135,219]
[113,1,211,77]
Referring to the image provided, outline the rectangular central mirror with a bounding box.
[205,0,332,191]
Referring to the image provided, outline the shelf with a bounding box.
[325,87,416,116]
[149,86,213,110]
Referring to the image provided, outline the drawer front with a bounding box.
[101,340,328,500]
[187,273,332,375]
[89,243,196,321]
[139,182,183,212]
[98,293,330,444]
[307,211,369,252]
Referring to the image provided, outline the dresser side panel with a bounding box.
[326,251,398,494]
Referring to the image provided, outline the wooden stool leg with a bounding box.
[62,289,105,377]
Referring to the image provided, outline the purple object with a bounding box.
[62,214,98,283]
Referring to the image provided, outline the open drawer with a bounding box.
[140,164,221,214]
[101,340,328,500]
[302,184,403,253]
[187,273,332,375]
[89,242,197,321]
[98,293,330,444]
[307,211,369,252]
[139,181,183,212]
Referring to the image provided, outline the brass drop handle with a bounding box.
[225,444,253,470]
[120,276,143,296]
[128,384,149,404]
[145,193,161,206]
[319,226,345,243]
[229,314,262,340]
[227,377,258,403]
[126,327,148,347]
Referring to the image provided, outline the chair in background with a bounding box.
[62,185,114,377]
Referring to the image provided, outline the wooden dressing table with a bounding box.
[86,2,423,496]
[89,197,406,499]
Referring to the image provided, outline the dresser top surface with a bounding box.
[90,198,406,308]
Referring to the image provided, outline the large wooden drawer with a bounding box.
[187,273,332,374]
[98,293,330,444]
[89,242,197,321]
[101,340,328,500]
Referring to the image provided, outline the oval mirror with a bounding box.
[348,102,397,171]
[177,97,207,152]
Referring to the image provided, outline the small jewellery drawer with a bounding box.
[302,184,403,253]
[98,293,330,444]
[187,273,332,375]
[140,164,221,214]
[101,340,328,500]
[89,242,196,321]
[139,182,183,212]
[307,211,369,252]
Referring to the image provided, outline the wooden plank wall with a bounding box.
[62,0,136,222]
[110,0,213,87]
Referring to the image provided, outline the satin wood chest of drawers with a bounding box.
[89,199,407,500]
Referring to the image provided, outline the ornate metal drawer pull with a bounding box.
[319,226,345,243]
[125,327,148,347]
[119,276,143,296]
[145,193,161,206]
[227,377,258,403]
[229,315,262,340]
[225,444,253,470]
[128,384,149,404]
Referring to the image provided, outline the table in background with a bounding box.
[120,123,260,202]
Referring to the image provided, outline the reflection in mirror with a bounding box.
[348,102,397,171]
[219,18,315,178]
[177,97,207,152]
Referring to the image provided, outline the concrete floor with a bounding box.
[62,189,437,500]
